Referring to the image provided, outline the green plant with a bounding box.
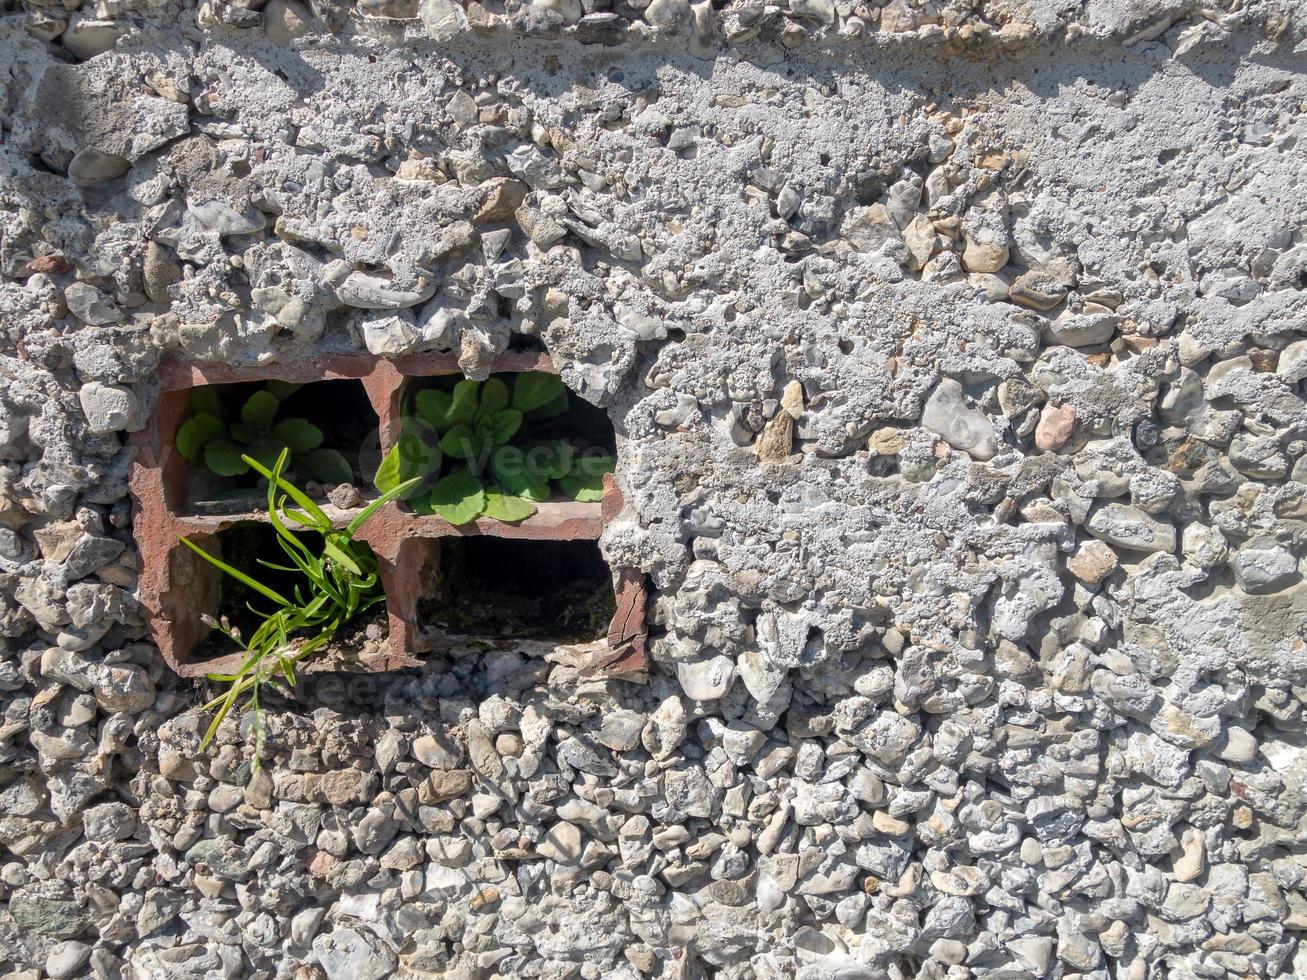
[181,450,418,769]
[373,372,615,525]
[176,382,354,485]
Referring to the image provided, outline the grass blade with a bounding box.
[200,649,261,747]
[323,538,364,577]
[179,536,291,607]
[345,476,422,537]
[257,559,300,573]
[244,453,332,527]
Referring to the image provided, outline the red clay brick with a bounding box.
[130,353,648,678]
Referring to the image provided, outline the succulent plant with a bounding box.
[373,372,614,525]
[176,382,355,486]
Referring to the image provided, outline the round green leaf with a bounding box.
[448,380,479,426]
[484,491,537,523]
[374,434,441,497]
[429,467,486,525]
[527,440,573,480]
[415,389,454,430]
[491,409,523,445]
[559,452,612,502]
[439,424,480,460]
[559,471,606,502]
[264,380,302,400]
[490,446,549,501]
[575,451,615,478]
[272,417,324,453]
[188,387,224,418]
[204,439,250,477]
[176,412,224,461]
[373,445,403,494]
[247,441,287,473]
[512,372,565,413]
[241,390,280,430]
[478,378,509,417]
[534,388,569,419]
[301,448,354,485]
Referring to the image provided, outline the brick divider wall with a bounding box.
[128,352,648,678]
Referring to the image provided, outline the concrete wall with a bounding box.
[1,1,1306,976]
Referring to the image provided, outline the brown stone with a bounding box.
[902,214,937,270]
[516,205,567,248]
[469,887,501,912]
[33,520,83,562]
[780,380,804,419]
[755,413,793,465]
[868,427,905,456]
[394,157,445,183]
[474,177,529,224]
[1034,402,1076,452]
[418,769,473,804]
[25,253,70,275]
[308,850,338,878]
[158,747,197,782]
[625,945,657,973]
[961,238,1008,274]
[317,768,376,806]
[1066,539,1117,586]
[143,242,182,304]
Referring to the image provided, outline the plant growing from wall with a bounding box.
[373,372,615,525]
[180,450,418,769]
[176,382,355,486]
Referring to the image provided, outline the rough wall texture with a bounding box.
[2,0,1307,977]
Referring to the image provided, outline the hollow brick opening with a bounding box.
[204,522,315,641]
[171,378,379,515]
[189,521,388,666]
[133,353,646,678]
[418,537,616,644]
[394,370,616,513]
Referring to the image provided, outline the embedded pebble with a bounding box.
[922,379,998,460]
[1008,270,1070,310]
[537,821,584,864]
[64,283,122,326]
[1085,502,1176,553]
[1229,542,1299,594]
[78,383,140,434]
[45,941,92,980]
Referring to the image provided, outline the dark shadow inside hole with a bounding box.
[527,389,617,455]
[420,537,615,643]
[276,380,378,452]
[507,332,547,352]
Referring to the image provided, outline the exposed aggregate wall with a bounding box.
[1,0,1307,977]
